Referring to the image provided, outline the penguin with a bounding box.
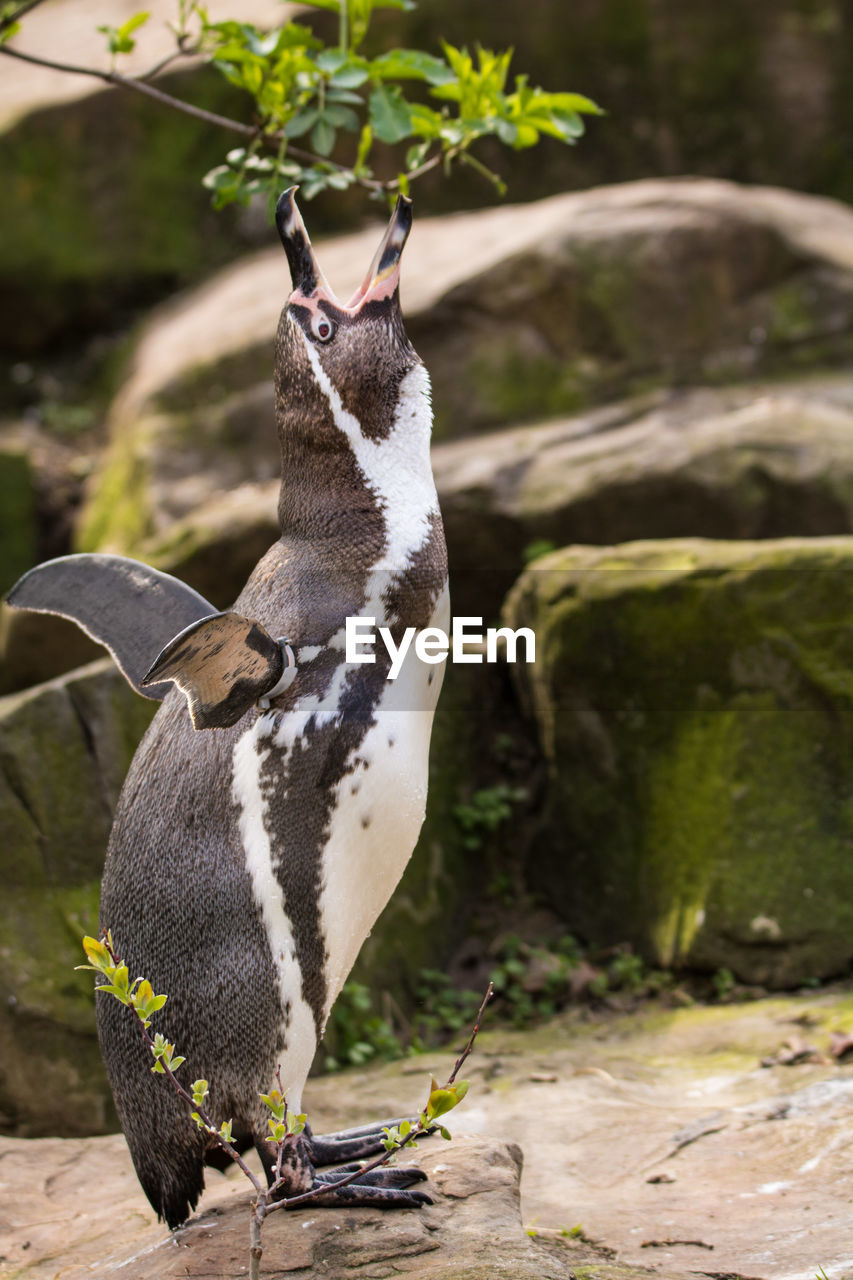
[7,189,449,1226]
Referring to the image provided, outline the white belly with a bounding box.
[317,612,448,1018]
[231,584,449,1110]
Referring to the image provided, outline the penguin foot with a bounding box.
[315,1164,428,1190]
[303,1180,433,1209]
[307,1117,430,1165]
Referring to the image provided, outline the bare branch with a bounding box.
[0,40,260,134]
[449,981,494,1085]
[138,41,200,82]
[0,38,391,191]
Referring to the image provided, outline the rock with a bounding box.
[505,535,853,987]
[125,370,853,622]
[141,481,281,609]
[0,70,270,357]
[0,445,37,597]
[0,1133,576,1280]
[78,180,853,555]
[434,374,853,614]
[0,660,157,1135]
[5,989,853,1279]
[0,604,103,696]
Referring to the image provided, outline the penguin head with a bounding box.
[274,188,421,445]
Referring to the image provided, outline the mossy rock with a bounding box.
[0,68,271,360]
[77,381,280,567]
[77,184,853,570]
[506,536,853,987]
[411,181,853,438]
[0,660,157,1135]
[0,447,36,598]
[433,376,853,619]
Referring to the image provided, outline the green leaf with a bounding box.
[547,91,603,115]
[260,1090,286,1120]
[330,66,370,90]
[245,28,280,57]
[513,122,539,148]
[494,119,518,145]
[311,118,337,155]
[408,104,442,140]
[97,9,150,56]
[323,104,360,131]
[405,138,432,169]
[81,936,112,973]
[369,84,414,143]
[95,982,130,1003]
[426,1078,469,1120]
[369,49,455,85]
[285,108,320,139]
[327,87,366,105]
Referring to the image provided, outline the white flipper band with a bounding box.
[257,639,297,708]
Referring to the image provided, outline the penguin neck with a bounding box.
[275,359,439,571]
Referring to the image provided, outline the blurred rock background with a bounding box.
[5,0,853,1142]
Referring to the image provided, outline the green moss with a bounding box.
[75,431,151,554]
[766,278,821,345]
[457,346,589,436]
[507,537,853,986]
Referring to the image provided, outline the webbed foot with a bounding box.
[258,1133,432,1210]
[304,1179,432,1209]
[315,1163,428,1190]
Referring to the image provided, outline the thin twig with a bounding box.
[448,981,494,1085]
[0,40,261,132]
[267,979,494,1212]
[100,935,264,1195]
[0,0,47,35]
[138,41,199,82]
[0,39,391,190]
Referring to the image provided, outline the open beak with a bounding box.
[276,188,413,309]
[346,194,413,308]
[276,187,332,297]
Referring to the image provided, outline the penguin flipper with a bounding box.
[6,553,217,699]
[142,612,286,729]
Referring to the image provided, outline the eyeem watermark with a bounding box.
[346,616,536,681]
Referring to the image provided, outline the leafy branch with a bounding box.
[0,0,602,206]
[79,932,491,1279]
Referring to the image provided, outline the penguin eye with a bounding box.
[311,313,335,343]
